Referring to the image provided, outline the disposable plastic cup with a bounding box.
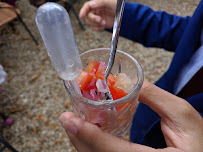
[64,48,144,137]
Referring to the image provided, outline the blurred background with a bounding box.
[0,0,200,151]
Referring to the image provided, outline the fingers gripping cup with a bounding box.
[64,48,143,137]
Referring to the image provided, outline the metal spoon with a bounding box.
[104,0,126,100]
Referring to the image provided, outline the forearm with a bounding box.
[118,2,190,51]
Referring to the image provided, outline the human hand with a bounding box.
[59,81,203,152]
[79,0,117,31]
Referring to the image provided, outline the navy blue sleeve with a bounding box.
[117,2,191,51]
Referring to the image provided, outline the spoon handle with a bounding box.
[104,0,125,79]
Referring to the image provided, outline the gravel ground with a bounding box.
[0,0,199,151]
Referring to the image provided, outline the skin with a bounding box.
[79,0,116,31]
[59,81,203,152]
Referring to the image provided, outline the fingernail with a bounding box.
[63,121,77,135]
[101,20,106,26]
[59,114,72,124]
[96,18,101,23]
[59,115,78,135]
[90,1,97,7]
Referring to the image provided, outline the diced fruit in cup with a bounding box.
[114,73,134,93]
[76,71,94,90]
[107,74,117,86]
[85,60,100,74]
[108,85,128,100]
[76,60,134,102]
[74,59,136,130]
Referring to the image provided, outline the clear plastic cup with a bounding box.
[64,48,144,137]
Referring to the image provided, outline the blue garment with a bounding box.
[118,1,203,148]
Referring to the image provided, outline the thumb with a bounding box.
[138,81,195,118]
[59,112,157,152]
